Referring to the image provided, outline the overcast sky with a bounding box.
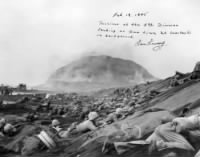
[0,0,200,86]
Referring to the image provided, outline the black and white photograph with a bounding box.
[0,0,200,157]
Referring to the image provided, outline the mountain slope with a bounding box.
[42,55,156,92]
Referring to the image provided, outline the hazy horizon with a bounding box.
[1,0,200,86]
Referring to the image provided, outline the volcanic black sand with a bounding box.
[1,73,200,157]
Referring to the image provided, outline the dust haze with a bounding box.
[0,0,200,86]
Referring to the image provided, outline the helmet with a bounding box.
[0,118,6,125]
[45,94,51,99]
[51,119,60,127]
[88,112,98,121]
[4,123,14,133]
[115,108,123,115]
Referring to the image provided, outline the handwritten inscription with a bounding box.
[112,12,149,18]
[135,39,166,51]
[96,12,191,51]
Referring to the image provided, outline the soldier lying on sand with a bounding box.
[102,113,200,156]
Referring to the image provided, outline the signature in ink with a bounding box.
[135,38,166,51]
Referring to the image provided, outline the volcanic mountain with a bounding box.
[42,55,156,92]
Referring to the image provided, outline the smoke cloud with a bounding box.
[0,0,199,86]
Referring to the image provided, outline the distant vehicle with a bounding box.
[17,83,27,91]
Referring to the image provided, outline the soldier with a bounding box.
[71,112,99,134]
